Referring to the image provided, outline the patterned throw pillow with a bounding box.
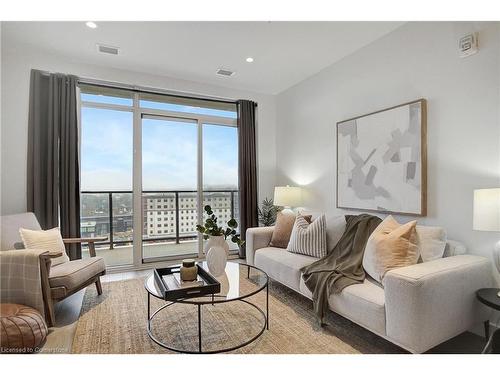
[286,215,327,258]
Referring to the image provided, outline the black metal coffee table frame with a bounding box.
[476,288,500,353]
[145,264,269,354]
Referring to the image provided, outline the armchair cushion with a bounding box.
[19,227,69,266]
[49,257,105,293]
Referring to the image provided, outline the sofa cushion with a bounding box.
[443,239,467,257]
[287,215,327,258]
[363,216,419,283]
[298,211,347,251]
[49,257,105,292]
[269,211,311,248]
[416,225,447,262]
[255,247,318,292]
[269,211,297,248]
[328,279,386,336]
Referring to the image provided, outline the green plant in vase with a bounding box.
[196,205,244,254]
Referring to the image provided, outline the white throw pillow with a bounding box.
[416,225,447,262]
[443,239,466,257]
[287,215,327,258]
[19,227,70,266]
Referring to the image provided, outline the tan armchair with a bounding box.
[0,213,107,326]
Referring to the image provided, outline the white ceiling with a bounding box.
[2,21,404,94]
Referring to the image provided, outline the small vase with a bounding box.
[206,246,227,277]
[204,235,230,255]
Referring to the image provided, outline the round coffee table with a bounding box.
[145,262,268,354]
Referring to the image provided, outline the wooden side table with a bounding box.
[476,288,500,353]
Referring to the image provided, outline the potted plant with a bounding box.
[258,197,278,226]
[196,205,244,255]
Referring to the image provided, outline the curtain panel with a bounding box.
[27,70,82,259]
[237,100,258,258]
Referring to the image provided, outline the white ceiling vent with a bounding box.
[216,68,235,77]
[96,44,120,55]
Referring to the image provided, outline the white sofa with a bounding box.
[246,220,492,353]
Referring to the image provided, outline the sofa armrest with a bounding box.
[245,226,274,266]
[384,255,492,353]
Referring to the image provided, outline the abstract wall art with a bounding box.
[336,99,427,216]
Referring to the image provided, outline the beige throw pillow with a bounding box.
[19,227,70,267]
[416,225,447,262]
[362,216,419,283]
[269,211,311,248]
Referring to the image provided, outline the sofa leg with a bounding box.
[95,278,103,295]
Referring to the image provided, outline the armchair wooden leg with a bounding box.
[95,277,103,295]
[45,298,56,328]
[39,254,56,327]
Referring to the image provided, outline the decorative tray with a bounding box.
[153,264,221,301]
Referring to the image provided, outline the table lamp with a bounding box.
[274,185,302,214]
[473,188,500,297]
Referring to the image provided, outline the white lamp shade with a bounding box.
[473,188,500,231]
[273,186,302,207]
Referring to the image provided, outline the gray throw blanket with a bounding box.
[301,214,382,323]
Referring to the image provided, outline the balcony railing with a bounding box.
[80,190,239,250]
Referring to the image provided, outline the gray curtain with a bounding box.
[27,69,82,259]
[237,100,258,258]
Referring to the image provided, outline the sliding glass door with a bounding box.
[141,115,199,260]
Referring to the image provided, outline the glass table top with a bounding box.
[145,262,268,304]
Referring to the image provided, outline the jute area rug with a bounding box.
[72,274,404,354]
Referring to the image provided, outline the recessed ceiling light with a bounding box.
[86,21,97,29]
[246,57,254,63]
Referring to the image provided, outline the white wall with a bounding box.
[0,39,277,215]
[2,22,499,269]
[276,22,500,267]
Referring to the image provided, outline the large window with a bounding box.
[79,83,239,267]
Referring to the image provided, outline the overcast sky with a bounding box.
[81,106,238,191]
